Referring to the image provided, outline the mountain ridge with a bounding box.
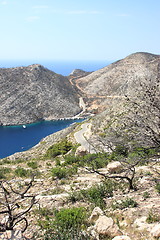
[0,64,81,126]
[0,52,159,125]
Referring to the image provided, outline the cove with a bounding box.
[0,119,83,159]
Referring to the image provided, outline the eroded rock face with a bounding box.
[0,64,80,125]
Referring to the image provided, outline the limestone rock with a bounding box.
[112,236,131,240]
[150,224,160,238]
[75,146,88,156]
[89,207,104,223]
[133,216,149,230]
[107,161,122,173]
[95,216,122,237]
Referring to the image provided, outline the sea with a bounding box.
[0,60,112,159]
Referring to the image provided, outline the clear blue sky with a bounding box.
[0,0,160,62]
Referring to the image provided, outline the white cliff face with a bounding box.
[0,65,81,125]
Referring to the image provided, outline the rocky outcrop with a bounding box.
[94,216,122,237]
[0,64,81,125]
[88,208,122,239]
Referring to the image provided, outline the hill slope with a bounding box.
[76,52,160,112]
[0,64,81,125]
[78,52,160,96]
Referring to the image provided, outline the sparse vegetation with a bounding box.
[37,207,88,240]
[27,161,38,169]
[146,210,160,223]
[112,197,138,210]
[155,182,160,194]
[143,191,150,199]
[14,167,31,178]
[0,167,12,179]
[51,166,77,179]
[68,180,114,209]
[45,139,73,159]
[0,177,36,232]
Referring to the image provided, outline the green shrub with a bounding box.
[43,227,89,240]
[54,207,87,230]
[51,167,67,179]
[42,187,64,196]
[68,180,114,209]
[37,207,88,240]
[0,158,11,165]
[155,182,160,194]
[146,210,160,223]
[63,154,81,166]
[51,166,77,180]
[82,181,113,209]
[143,191,150,199]
[112,197,138,210]
[114,145,129,157]
[15,167,31,178]
[0,167,11,179]
[35,207,54,218]
[68,191,84,204]
[27,161,38,169]
[45,139,73,158]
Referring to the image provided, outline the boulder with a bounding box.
[150,224,160,238]
[89,207,104,223]
[112,236,131,240]
[107,161,122,173]
[75,146,88,156]
[95,216,122,237]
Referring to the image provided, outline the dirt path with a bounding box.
[74,122,96,154]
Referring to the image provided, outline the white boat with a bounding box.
[23,125,26,128]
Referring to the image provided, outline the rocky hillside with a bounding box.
[1,52,159,125]
[77,52,160,96]
[0,64,81,125]
[76,52,160,112]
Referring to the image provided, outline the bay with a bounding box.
[0,119,83,159]
[0,60,113,159]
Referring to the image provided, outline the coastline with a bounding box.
[0,118,86,159]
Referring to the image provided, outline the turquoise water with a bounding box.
[0,119,83,159]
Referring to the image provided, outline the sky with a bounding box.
[0,0,160,63]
